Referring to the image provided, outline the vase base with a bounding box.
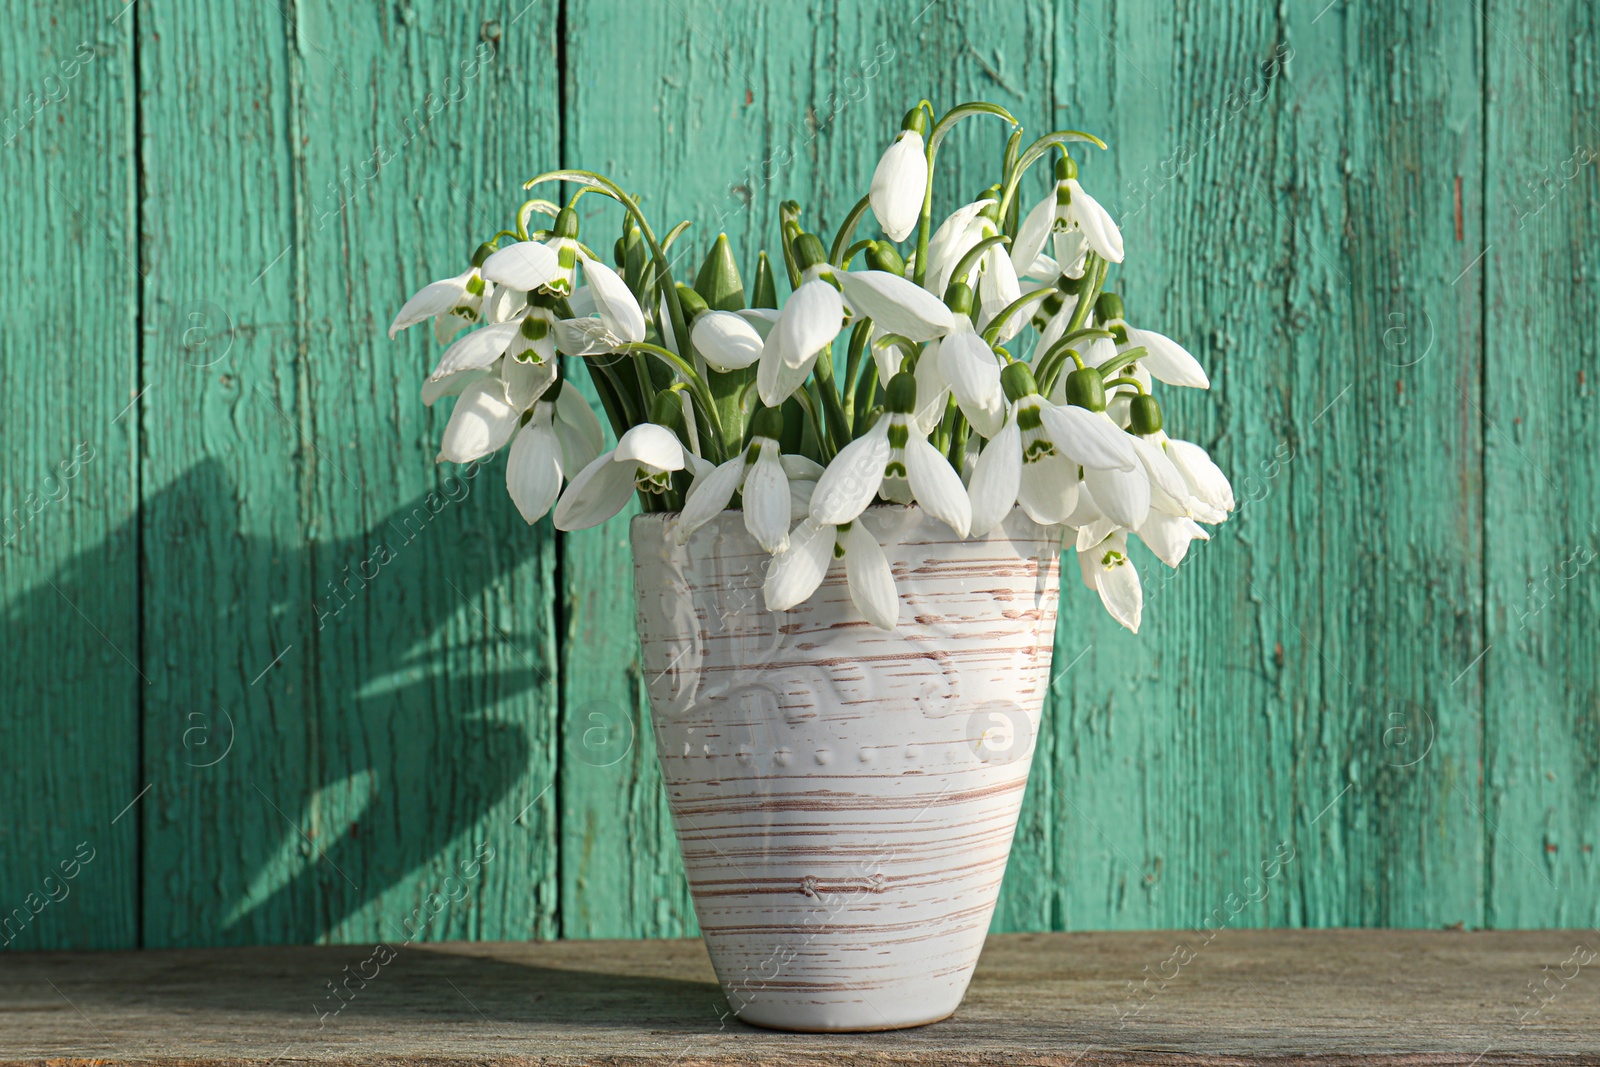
[732,1011,953,1036]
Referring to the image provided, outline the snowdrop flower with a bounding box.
[674,409,803,552]
[913,283,1006,437]
[390,250,493,344]
[1013,155,1124,278]
[1094,292,1210,389]
[505,380,606,524]
[427,299,558,383]
[809,372,971,537]
[553,423,687,530]
[757,234,844,405]
[869,108,929,242]
[968,362,1138,534]
[922,197,994,298]
[690,310,765,371]
[836,262,955,342]
[764,518,900,631]
[1077,529,1142,632]
[479,207,586,296]
[552,254,648,356]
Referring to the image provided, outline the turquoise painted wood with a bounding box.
[2,0,1594,949]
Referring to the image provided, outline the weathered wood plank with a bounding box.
[1036,0,1486,931]
[138,3,562,945]
[2,931,1596,1063]
[1482,0,1600,926]
[0,5,139,949]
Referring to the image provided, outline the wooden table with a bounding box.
[3,931,1596,1065]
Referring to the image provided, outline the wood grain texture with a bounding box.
[1482,0,1600,927]
[0,4,139,949]
[3,931,1598,1063]
[136,2,561,947]
[4,0,1597,949]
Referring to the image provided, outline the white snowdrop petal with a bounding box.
[843,523,900,630]
[1011,194,1056,279]
[437,378,521,463]
[613,423,686,471]
[836,270,954,341]
[869,130,928,243]
[742,447,793,554]
[1131,434,1191,507]
[502,354,557,412]
[1084,464,1151,529]
[912,342,952,434]
[1126,327,1210,388]
[553,318,617,356]
[756,341,818,406]
[904,434,972,537]
[1038,403,1137,471]
[967,415,1022,536]
[422,366,491,407]
[675,456,746,544]
[554,386,606,468]
[506,417,564,524]
[768,279,845,370]
[1066,180,1125,263]
[390,271,470,338]
[581,255,647,344]
[937,327,1004,433]
[1094,552,1143,633]
[809,429,890,525]
[763,520,836,613]
[552,450,638,530]
[978,247,1022,336]
[1016,449,1080,525]
[1167,438,1235,514]
[482,242,560,291]
[691,311,765,371]
[429,321,518,380]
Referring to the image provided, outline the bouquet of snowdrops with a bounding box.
[389,100,1234,633]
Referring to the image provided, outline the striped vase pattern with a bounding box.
[630,504,1063,1032]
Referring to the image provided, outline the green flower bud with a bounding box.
[886,371,918,414]
[1001,361,1039,402]
[749,405,785,442]
[943,281,975,316]
[1064,365,1107,412]
[752,251,778,308]
[865,241,906,275]
[794,232,827,271]
[901,106,929,136]
[1095,291,1125,322]
[471,242,495,268]
[694,233,746,311]
[1130,393,1163,435]
[613,237,627,269]
[675,283,709,323]
[1054,154,1078,182]
[553,207,580,239]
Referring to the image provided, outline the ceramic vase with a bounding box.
[630,504,1062,1032]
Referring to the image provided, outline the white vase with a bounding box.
[630,504,1062,1032]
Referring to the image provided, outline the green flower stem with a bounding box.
[981,287,1058,345]
[948,233,1010,291]
[583,353,636,436]
[812,344,853,456]
[1094,346,1149,379]
[946,417,970,470]
[852,343,886,436]
[1103,375,1146,393]
[788,384,830,460]
[615,341,728,460]
[840,239,876,269]
[829,195,874,267]
[841,320,872,424]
